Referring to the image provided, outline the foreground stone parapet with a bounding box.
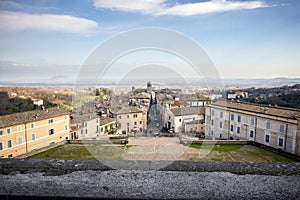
[1,170,300,199]
[0,159,300,176]
[0,159,299,199]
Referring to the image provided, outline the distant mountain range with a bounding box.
[0,76,299,88]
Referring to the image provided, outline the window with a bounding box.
[84,122,87,127]
[266,122,271,130]
[7,140,12,148]
[211,130,213,136]
[64,124,68,130]
[48,119,54,124]
[134,122,137,125]
[18,137,22,144]
[127,123,130,126]
[49,129,54,135]
[250,130,254,138]
[81,129,83,134]
[133,114,138,118]
[220,112,223,118]
[219,122,223,129]
[237,116,241,123]
[101,127,103,132]
[279,124,285,133]
[230,114,234,121]
[17,126,21,132]
[0,142,2,150]
[0,130,2,135]
[230,125,234,132]
[31,123,34,128]
[7,128,11,134]
[278,138,283,147]
[179,119,182,122]
[127,115,129,119]
[96,118,98,123]
[140,121,143,125]
[211,110,214,116]
[211,120,214,126]
[250,118,255,126]
[169,116,171,120]
[119,116,121,119]
[64,115,68,120]
[31,134,36,141]
[85,129,88,134]
[237,127,240,134]
[265,135,270,143]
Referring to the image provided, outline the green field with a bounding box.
[28,144,128,160]
[188,144,243,152]
[187,144,296,162]
[28,143,297,162]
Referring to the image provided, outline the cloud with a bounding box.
[0,10,99,33]
[93,0,165,13]
[157,0,270,16]
[93,0,272,16]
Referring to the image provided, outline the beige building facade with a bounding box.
[205,101,300,156]
[115,107,145,135]
[0,108,70,158]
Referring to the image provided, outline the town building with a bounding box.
[205,101,300,156]
[173,94,211,107]
[114,107,145,135]
[164,107,205,133]
[70,114,99,140]
[184,119,205,135]
[0,108,70,158]
[100,117,117,135]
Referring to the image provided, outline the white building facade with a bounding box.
[165,107,205,133]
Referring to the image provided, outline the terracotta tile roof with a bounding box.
[100,117,116,126]
[170,107,205,116]
[177,94,210,101]
[0,108,69,128]
[211,101,300,119]
[171,101,190,107]
[116,107,143,115]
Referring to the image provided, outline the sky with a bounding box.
[0,0,299,83]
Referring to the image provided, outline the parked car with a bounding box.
[168,128,174,133]
[153,132,160,137]
[156,123,159,127]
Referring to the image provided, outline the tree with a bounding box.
[95,89,100,96]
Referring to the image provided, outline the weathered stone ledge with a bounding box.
[0,158,299,176]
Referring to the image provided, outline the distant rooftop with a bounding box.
[130,93,151,99]
[71,113,98,124]
[176,94,210,101]
[170,107,205,116]
[116,107,143,115]
[100,117,116,126]
[211,101,300,119]
[0,108,69,128]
